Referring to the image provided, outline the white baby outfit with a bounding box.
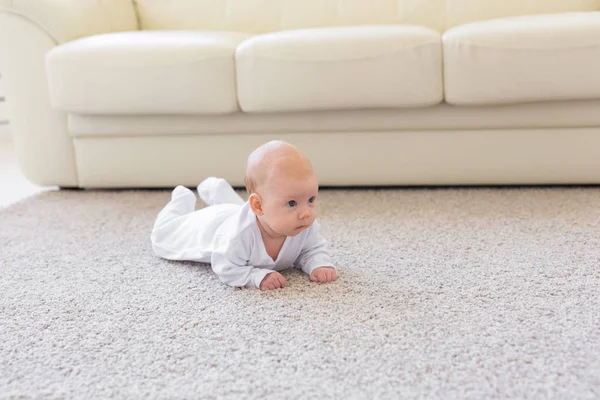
[151,178,334,288]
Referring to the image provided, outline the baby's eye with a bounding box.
[308,197,315,204]
[287,200,297,207]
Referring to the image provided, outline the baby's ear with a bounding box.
[248,193,263,216]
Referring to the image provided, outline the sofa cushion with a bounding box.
[443,12,600,105]
[236,25,443,113]
[446,0,600,28]
[133,0,445,33]
[46,30,251,114]
[0,0,139,43]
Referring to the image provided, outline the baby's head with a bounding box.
[245,141,319,237]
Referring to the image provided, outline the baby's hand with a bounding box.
[260,272,286,291]
[310,267,337,283]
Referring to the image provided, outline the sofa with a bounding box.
[2,0,600,189]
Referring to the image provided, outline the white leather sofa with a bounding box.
[2,0,600,188]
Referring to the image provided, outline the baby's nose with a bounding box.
[298,208,310,219]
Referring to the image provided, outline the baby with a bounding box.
[151,140,337,290]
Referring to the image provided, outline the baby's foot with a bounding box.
[169,185,197,211]
[197,177,244,206]
[152,186,196,231]
[172,185,194,200]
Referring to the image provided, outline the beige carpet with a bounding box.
[1,187,599,399]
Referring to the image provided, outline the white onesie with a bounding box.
[151,179,334,288]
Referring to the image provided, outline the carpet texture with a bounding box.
[1,187,599,399]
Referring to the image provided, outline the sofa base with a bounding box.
[72,128,600,188]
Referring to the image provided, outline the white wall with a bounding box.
[0,72,10,139]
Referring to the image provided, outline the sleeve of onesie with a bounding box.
[210,234,272,289]
[294,221,335,276]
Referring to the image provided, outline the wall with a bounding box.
[0,73,9,139]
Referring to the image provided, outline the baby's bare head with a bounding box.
[245,141,319,237]
[245,141,316,196]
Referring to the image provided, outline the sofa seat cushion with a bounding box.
[443,12,600,105]
[46,30,251,114]
[236,25,443,113]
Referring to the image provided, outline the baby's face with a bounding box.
[260,172,319,237]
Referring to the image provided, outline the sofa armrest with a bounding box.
[0,0,138,187]
[0,0,139,44]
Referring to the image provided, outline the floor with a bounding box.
[3,179,600,398]
[0,133,57,208]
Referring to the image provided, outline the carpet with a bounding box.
[1,187,599,399]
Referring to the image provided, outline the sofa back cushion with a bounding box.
[133,0,600,33]
[445,0,600,28]
[134,0,446,32]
